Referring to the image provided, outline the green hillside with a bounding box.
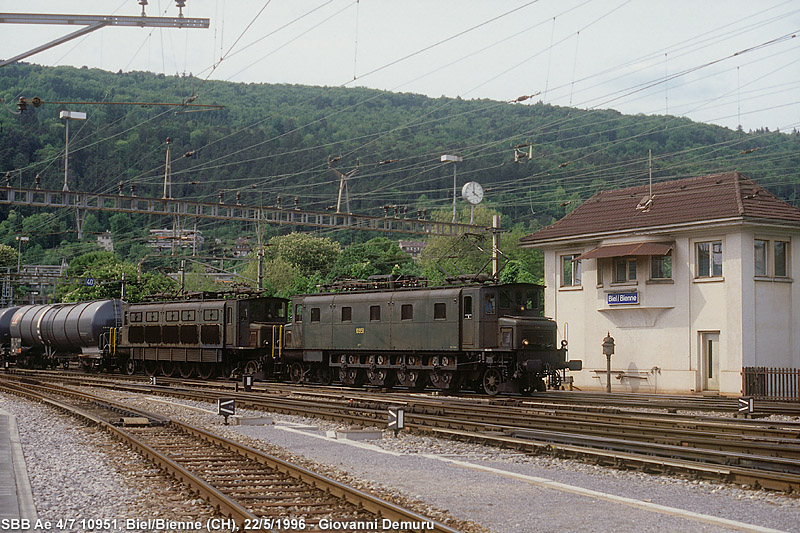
[1,62,799,269]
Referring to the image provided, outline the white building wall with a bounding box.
[541,229,795,396]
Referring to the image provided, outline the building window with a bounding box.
[369,305,381,321]
[650,252,672,280]
[341,307,352,322]
[754,239,767,276]
[696,241,722,278]
[755,239,790,278]
[401,304,413,320]
[596,258,603,286]
[775,241,789,277]
[561,255,581,287]
[434,302,447,320]
[310,308,320,322]
[613,257,636,283]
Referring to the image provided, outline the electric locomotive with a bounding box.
[282,280,580,395]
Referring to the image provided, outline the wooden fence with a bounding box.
[742,367,800,401]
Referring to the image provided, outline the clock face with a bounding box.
[461,181,484,205]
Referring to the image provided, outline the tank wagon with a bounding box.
[7,300,123,369]
[282,281,580,395]
[0,307,19,367]
[118,295,288,379]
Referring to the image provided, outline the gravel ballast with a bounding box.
[69,388,800,533]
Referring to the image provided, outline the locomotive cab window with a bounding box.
[499,291,510,310]
[311,308,321,322]
[483,294,496,315]
[341,306,352,322]
[165,310,179,322]
[463,296,473,319]
[181,310,196,321]
[295,305,302,322]
[129,312,142,323]
[370,305,381,321]
[226,307,233,324]
[401,304,413,320]
[434,303,447,320]
[203,309,219,322]
[145,311,159,322]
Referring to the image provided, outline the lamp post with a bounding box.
[59,110,87,192]
[441,154,463,223]
[16,235,28,273]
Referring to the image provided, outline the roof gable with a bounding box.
[521,172,800,244]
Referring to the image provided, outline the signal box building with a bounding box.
[521,172,800,395]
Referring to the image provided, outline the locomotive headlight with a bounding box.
[522,339,529,346]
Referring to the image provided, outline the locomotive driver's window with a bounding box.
[484,294,496,315]
[295,305,302,322]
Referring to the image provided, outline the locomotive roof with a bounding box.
[295,281,543,299]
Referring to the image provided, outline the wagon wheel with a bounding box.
[482,367,502,396]
[143,360,158,376]
[159,361,177,378]
[289,362,304,384]
[316,365,333,385]
[196,363,216,380]
[178,362,195,379]
[123,358,137,376]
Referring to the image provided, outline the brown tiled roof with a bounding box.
[521,172,800,244]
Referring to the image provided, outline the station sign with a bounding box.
[608,292,638,305]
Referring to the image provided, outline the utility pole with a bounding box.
[441,154,463,223]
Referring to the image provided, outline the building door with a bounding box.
[701,332,720,391]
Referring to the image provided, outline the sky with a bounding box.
[2,1,798,133]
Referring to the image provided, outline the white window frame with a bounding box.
[754,237,790,279]
[650,252,673,280]
[696,240,723,279]
[612,256,637,284]
[560,254,582,287]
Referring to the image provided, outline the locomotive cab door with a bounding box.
[461,291,476,348]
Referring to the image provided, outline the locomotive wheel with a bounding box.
[243,360,259,376]
[430,370,461,393]
[396,369,423,390]
[196,363,216,380]
[316,365,333,385]
[143,361,158,376]
[178,362,195,379]
[366,355,393,388]
[289,362,304,384]
[339,367,363,387]
[160,361,177,377]
[123,358,136,376]
[482,367,502,396]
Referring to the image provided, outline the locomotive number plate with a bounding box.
[355,327,365,334]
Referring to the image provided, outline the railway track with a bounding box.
[0,376,459,533]
[8,370,800,492]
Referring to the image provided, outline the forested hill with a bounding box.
[2,62,799,232]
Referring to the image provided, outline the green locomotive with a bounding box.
[282,281,580,395]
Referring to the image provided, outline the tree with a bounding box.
[328,237,418,280]
[56,251,172,302]
[0,244,16,269]
[268,232,340,276]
